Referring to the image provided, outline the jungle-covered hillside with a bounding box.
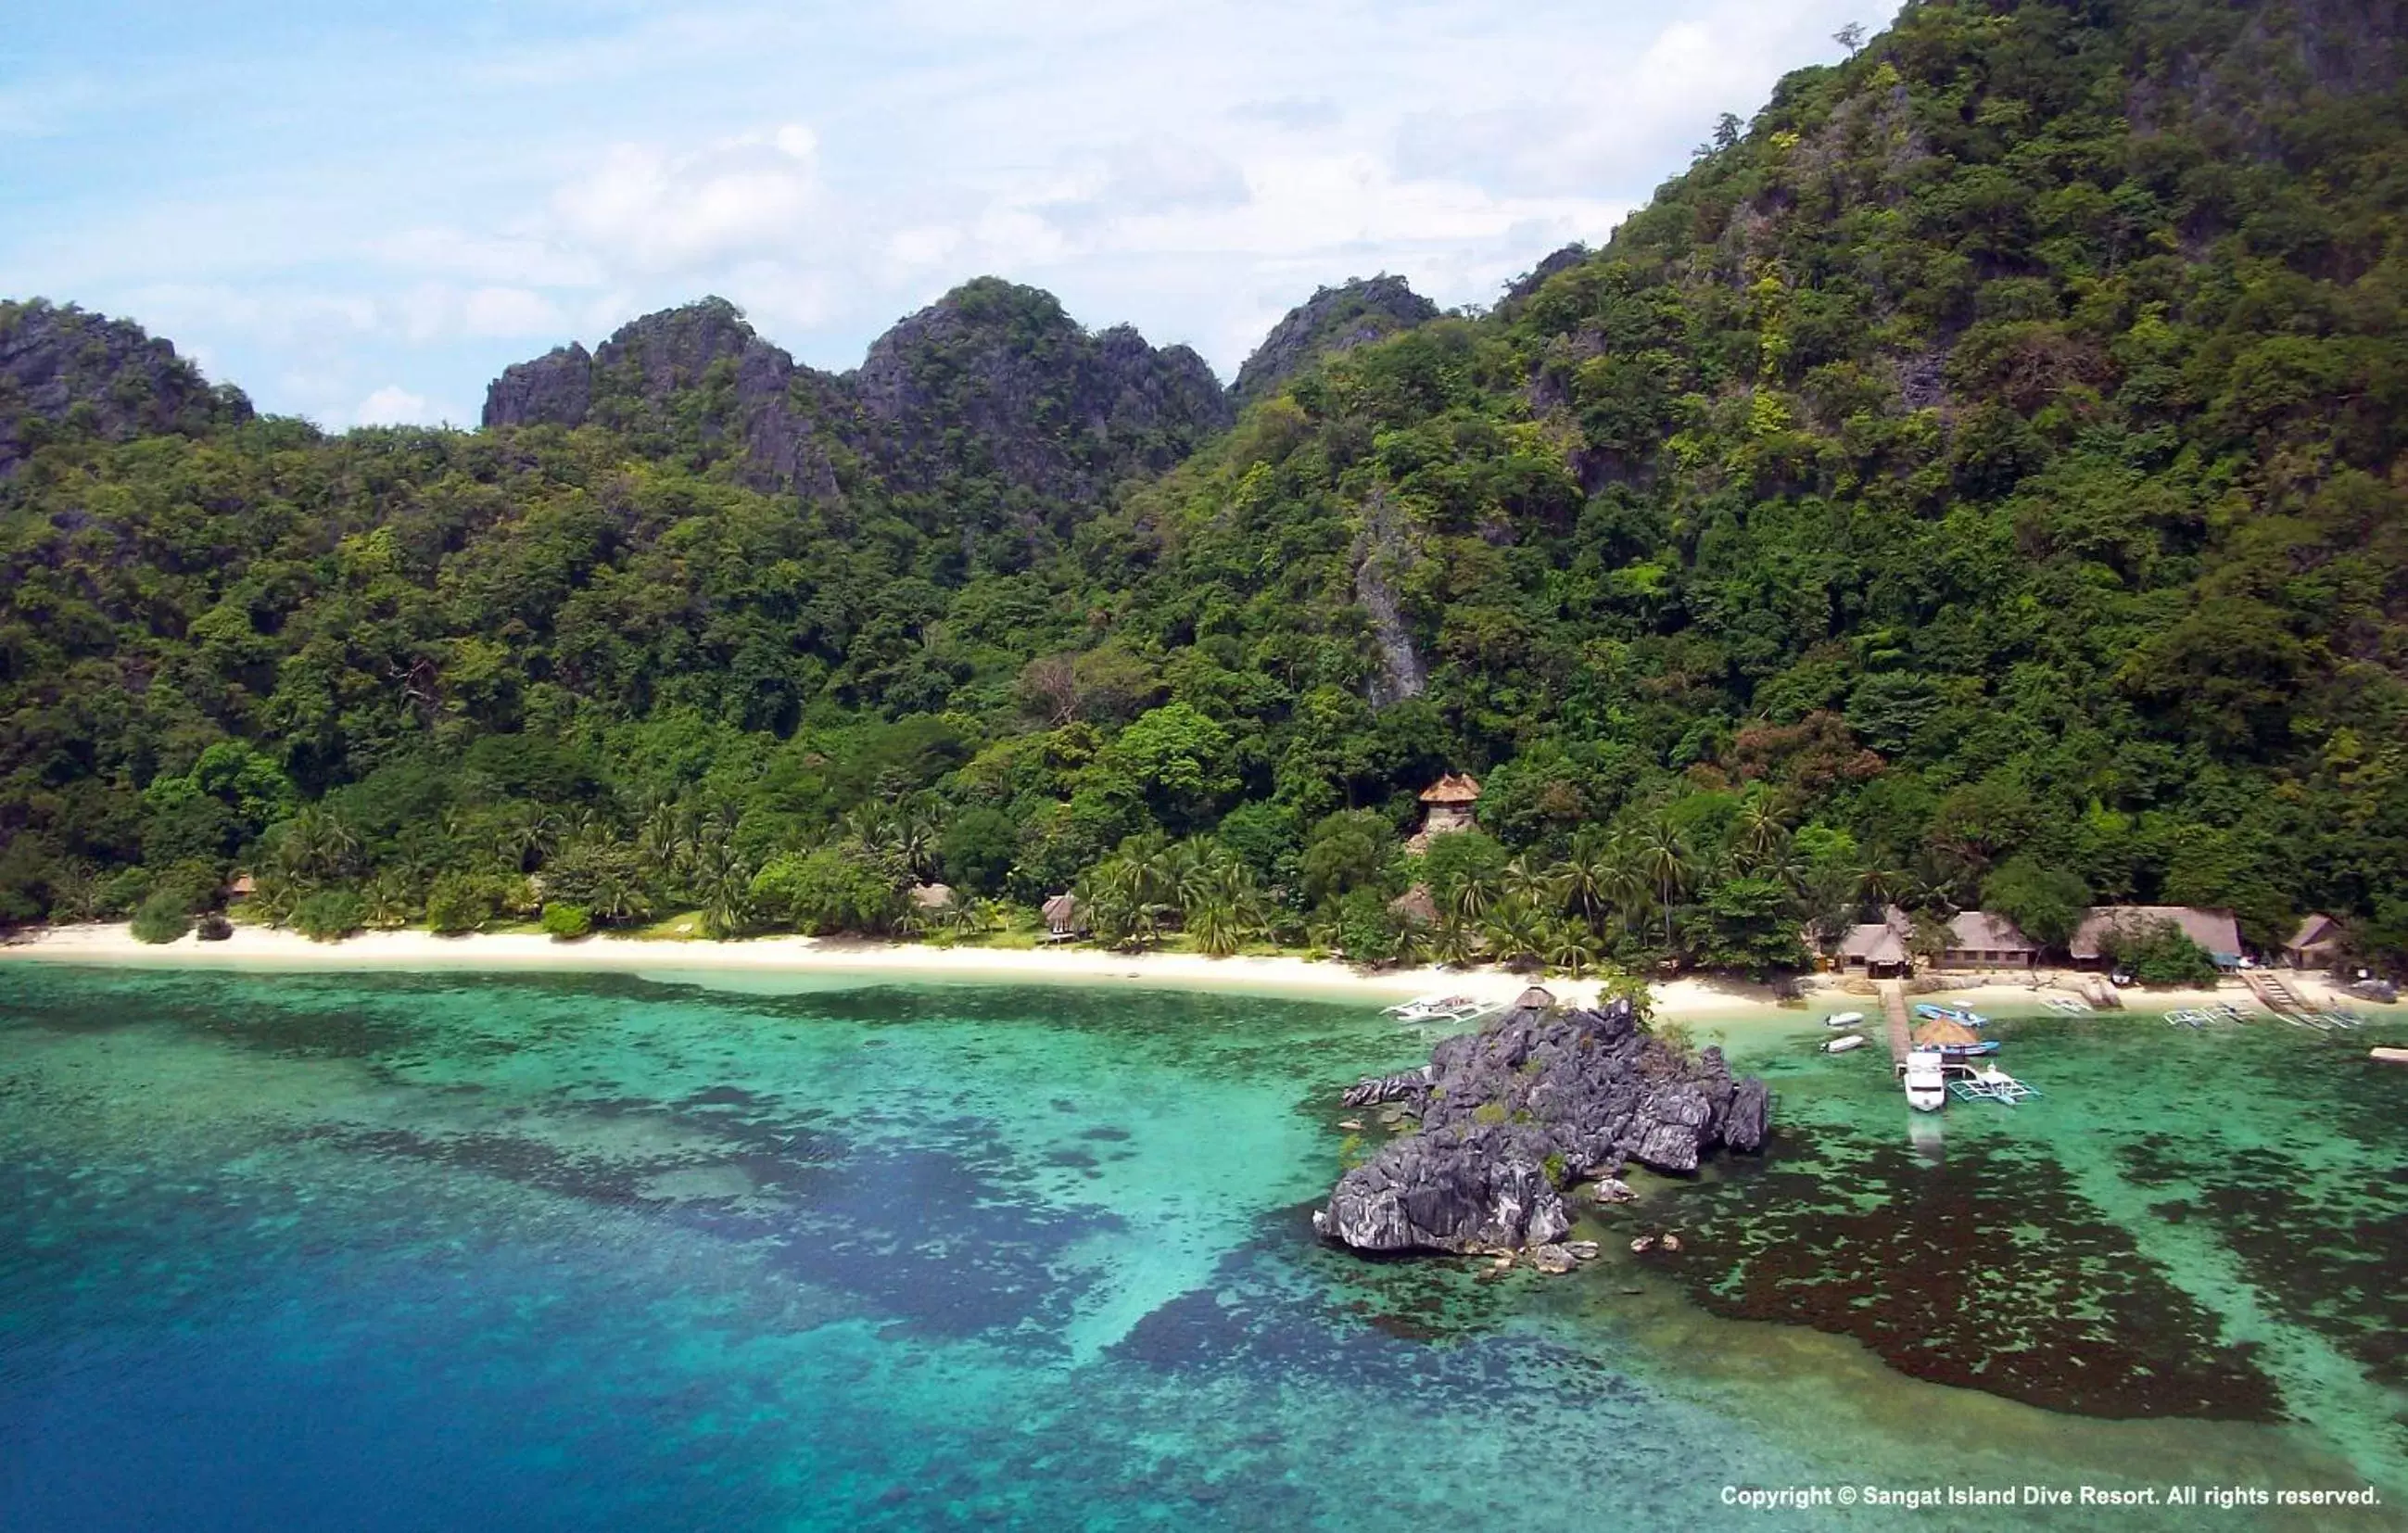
[3,0,2403,973]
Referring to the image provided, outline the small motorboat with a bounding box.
[1820,1033,1867,1054]
[1903,1048,1948,1112]
[1914,1003,1990,1028]
[1825,1010,1865,1028]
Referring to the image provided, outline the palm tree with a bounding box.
[1556,830,1615,929]
[364,870,415,929]
[1501,855,1561,911]
[1431,913,1483,969]
[1483,897,1549,970]
[1734,792,1792,873]
[1544,920,1601,979]
[1449,870,1498,924]
[495,804,563,873]
[1634,817,1694,949]
[1188,899,1244,957]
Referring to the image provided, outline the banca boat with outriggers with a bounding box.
[1381,993,1502,1026]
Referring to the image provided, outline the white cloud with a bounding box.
[550,123,822,274]
[353,385,433,426]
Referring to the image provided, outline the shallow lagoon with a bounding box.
[1,966,2400,1529]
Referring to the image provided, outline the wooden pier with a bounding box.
[1878,980,1913,1071]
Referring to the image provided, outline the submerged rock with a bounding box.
[1312,996,1770,1254]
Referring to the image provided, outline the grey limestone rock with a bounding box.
[1314,995,1771,1254]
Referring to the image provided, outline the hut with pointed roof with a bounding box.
[1040,893,1086,941]
[2284,913,2343,971]
[1407,772,1482,853]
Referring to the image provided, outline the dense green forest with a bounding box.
[3,0,2403,976]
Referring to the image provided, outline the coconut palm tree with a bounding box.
[363,870,416,929]
[1556,830,1616,929]
[1187,898,1244,957]
[1501,855,1562,911]
[1544,920,1601,979]
[1734,792,1792,873]
[1633,817,1694,949]
[1431,913,1483,969]
[1449,870,1499,924]
[1483,897,1549,970]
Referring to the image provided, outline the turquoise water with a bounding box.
[0,966,2401,1530]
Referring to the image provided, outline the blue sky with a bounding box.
[3,1,1882,428]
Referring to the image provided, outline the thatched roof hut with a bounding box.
[1041,893,1085,935]
[1418,773,1483,805]
[1388,883,1439,928]
[1912,1018,1982,1049]
[1514,984,1556,1012]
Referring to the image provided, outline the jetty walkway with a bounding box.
[1878,980,1912,1072]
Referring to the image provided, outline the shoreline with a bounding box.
[0,921,2314,1021]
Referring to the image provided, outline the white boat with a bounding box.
[1381,993,1493,1025]
[1825,1010,1866,1028]
[1820,1033,1867,1054]
[1903,1048,1948,1112]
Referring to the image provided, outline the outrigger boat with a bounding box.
[1913,1003,1990,1028]
[2041,996,2093,1015]
[1381,993,1497,1025]
[1947,1064,2040,1105]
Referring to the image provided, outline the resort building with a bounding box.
[2068,906,2245,970]
[1937,911,2038,970]
[1835,906,1913,977]
[1407,773,1482,853]
[2284,913,2344,970]
[1041,893,1086,941]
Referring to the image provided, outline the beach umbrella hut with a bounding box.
[1514,985,1556,1013]
[1912,1018,1982,1050]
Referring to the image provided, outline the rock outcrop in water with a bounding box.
[1314,995,1769,1254]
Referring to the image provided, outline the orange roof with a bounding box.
[1419,772,1483,804]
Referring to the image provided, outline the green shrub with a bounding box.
[1472,1100,1508,1126]
[540,903,593,941]
[196,913,234,942]
[129,891,192,944]
[290,889,364,942]
[2106,919,2219,986]
[425,871,501,934]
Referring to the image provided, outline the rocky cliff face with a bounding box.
[1315,996,1769,1254]
[851,278,1231,506]
[481,281,1232,519]
[481,298,848,500]
[0,300,252,474]
[1231,274,1439,406]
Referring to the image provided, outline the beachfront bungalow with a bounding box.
[1406,773,1482,853]
[1937,911,2038,971]
[2284,913,2344,970]
[2068,906,2245,971]
[1040,893,1086,941]
[1835,906,1913,978]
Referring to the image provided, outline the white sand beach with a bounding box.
[0,920,2334,1021]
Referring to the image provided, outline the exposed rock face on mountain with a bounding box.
[854,278,1231,508]
[1314,996,1769,1254]
[481,298,848,500]
[0,300,251,474]
[1497,243,1591,311]
[481,281,1230,517]
[1232,274,1439,406]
